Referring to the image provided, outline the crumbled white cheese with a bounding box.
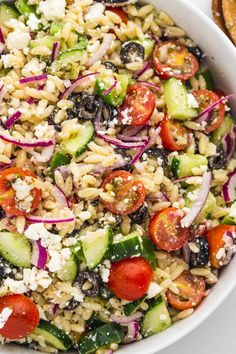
[78,211,92,221]
[85,3,105,21]
[100,260,111,283]
[216,247,226,260]
[38,0,66,20]
[187,189,199,202]
[27,13,41,30]
[23,267,52,290]
[187,93,199,108]
[0,308,13,329]
[4,278,28,294]
[147,282,162,299]
[22,58,46,77]
[12,178,34,201]
[34,123,49,138]
[6,30,31,50]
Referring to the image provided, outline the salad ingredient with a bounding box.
[190,237,210,267]
[160,118,190,151]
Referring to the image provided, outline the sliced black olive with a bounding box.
[101,103,118,129]
[104,61,119,73]
[0,257,13,279]
[208,146,227,170]
[65,298,80,311]
[48,108,61,132]
[67,93,103,121]
[120,42,145,65]
[130,204,147,224]
[76,271,101,297]
[99,212,122,229]
[187,46,205,61]
[144,147,168,167]
[190,237,210,267]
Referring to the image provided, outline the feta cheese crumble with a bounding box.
[147,282,162,299]
[38,0,66,21]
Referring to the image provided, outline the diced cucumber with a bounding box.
[185,190,216,223]
[49,49,84,79]
[76,323,125,354]
[141,296,171,337]
[0,231,31,268]
[195,68,214,90]
[142,237,157,269]
[50,151,71,171]
[95,74,129,107]
[164,78,198,120]
[57,255,78,282]
[124,296,147,316]
[32,320,72,352]
[15,0,36,15]
[50,23,62,35]
[68,34,87,51]
[0,4,19,25]
[212,115,235,144]
[30,36,55,50]
[60,122,94,157]
[81,227,113,269]
[171,154,208,178]
[222,215,236,225]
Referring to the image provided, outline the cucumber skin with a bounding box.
[124,296,147,316]
[0,4,19,25]
[0,232,31,268]
[95,74,129,107]
[171,156,180,178]
[195,69,214,90]
[77,323,125,354]
[212,115,235,144]
[34,320,72,351]
[15,0,36,15]
[172,154,208,178]
[57,255,78,282]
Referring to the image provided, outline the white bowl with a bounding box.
[1,1,236,353]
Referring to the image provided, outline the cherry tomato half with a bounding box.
[118,84,156,126]
[101,170,146,215]
[0,294,39,339]
[148,207,189,251]
[166,270,206,310]
[108,257,153,301]
[106,7,128,24]
[192,90,225,133]
[205,225,235,268]
[160,117,190,151]
[153,41,199,80]
[0,167,42,216]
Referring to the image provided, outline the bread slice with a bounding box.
[222,0,236,45]
[212,0,229,34]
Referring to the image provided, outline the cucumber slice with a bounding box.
[81,227,113,269]
[171,154,208,178]
[164,78,198,120]
[0,4,19,25]
[49,49,84,78]
[60,122,94,157]
[57,255,78,282]
[32,320,72,351]
[141,296,171,337]
[185,190,216,223]
[50,151,71,171]
[0,231,31,268]
[95,74,129,107]
[212,115,235,144]
[124,296,147,316]
[50,23,62,35]
[15,0,36,15]
[195,68,214,90]
[76,323,125,354]
[142,237,157,269]
[30,36,55,50]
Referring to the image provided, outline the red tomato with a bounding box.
[160,117,190,151]
[192,90,225,133]
[101,170,146,215]
[106,7,128,24]
[153,41,199,80]
[118,84,156,126]
[166,271,205,310]
[148,207,189,251]
[0,294,39,339]
[206,225,235,268]
[108,257,153,300]
[0,167,42,216]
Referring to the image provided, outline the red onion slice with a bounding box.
[111,312,142,324]
[181,171,212,228]
[222,168,236,202]
[102,78,117,96]
[195,94,234,123]
[49,303,59,315]
[86,33,113,67]
[31,240,48,269]
[60,72,100,99]
[4,111,22,129]
[19,74,48,84]
[0,27,5,44]
[0,131,54,148]
[137,81,161,92]
[51,41,60,62]
[133,61,150,79]
[52,186,69,208]
[116,133,149,143]
[131,139,150,164]
[26,215,75,224]
[0,161,14,171]
[96,132,145,149]
[222,127,236,161]
[123,321,140,343]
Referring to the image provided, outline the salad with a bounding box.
[0,0,235,353]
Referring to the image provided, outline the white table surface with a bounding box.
[160,1,236,353]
